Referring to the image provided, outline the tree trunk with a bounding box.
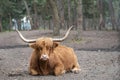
[99,13,105,30]
[23,0,33,29]
[0,16,2,32]
[114,0,120,31]
[76,0,83,39]
[9,13,12,31]
[48,0,60,36]
[33,0,39,29]
[67,0,72,28]
[97,0,105,30]
[73,0,77,30]
[108,0,116,30]
[57,0,65,29]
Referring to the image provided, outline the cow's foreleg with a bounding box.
[54,63,65,76]
[29,63,41,75]
[29,52,40,75]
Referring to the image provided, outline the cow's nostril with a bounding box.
[41,54,49,60]
[43,55,47,57]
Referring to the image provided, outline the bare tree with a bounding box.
[47,0,60,36]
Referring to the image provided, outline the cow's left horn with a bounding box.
[16,29,36,43]
[52,26,73,42]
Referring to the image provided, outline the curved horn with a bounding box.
[16,29,36,43]
[52,26,73,42]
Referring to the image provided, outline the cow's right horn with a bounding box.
[16,29,36,43]
[52,26,73,42]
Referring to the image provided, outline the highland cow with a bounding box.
[16,26,81,76]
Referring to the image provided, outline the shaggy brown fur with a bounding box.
[29,37,81,76]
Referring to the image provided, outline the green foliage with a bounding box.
[83,0,98,18]
[2,18,9,31]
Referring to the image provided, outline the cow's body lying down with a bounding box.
[29,38,80,76]
[16,26,81,76]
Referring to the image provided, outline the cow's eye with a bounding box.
[46,46,51,50]
[37,47,42,51]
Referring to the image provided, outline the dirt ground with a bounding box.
[0,30,120,80]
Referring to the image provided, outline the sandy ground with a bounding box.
[0,30,120,80]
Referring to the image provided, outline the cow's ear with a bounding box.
[29,43,37,49]
[53,42,59,48]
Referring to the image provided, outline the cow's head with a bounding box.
[29,37,59,61]
[16,26,73,61]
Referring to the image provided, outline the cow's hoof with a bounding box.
[61,70,66,74]
[29,69,39,76]
[71,68,81,74]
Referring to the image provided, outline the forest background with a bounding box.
[0,0,119,36]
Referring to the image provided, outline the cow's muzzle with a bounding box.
[40,54,49,61]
